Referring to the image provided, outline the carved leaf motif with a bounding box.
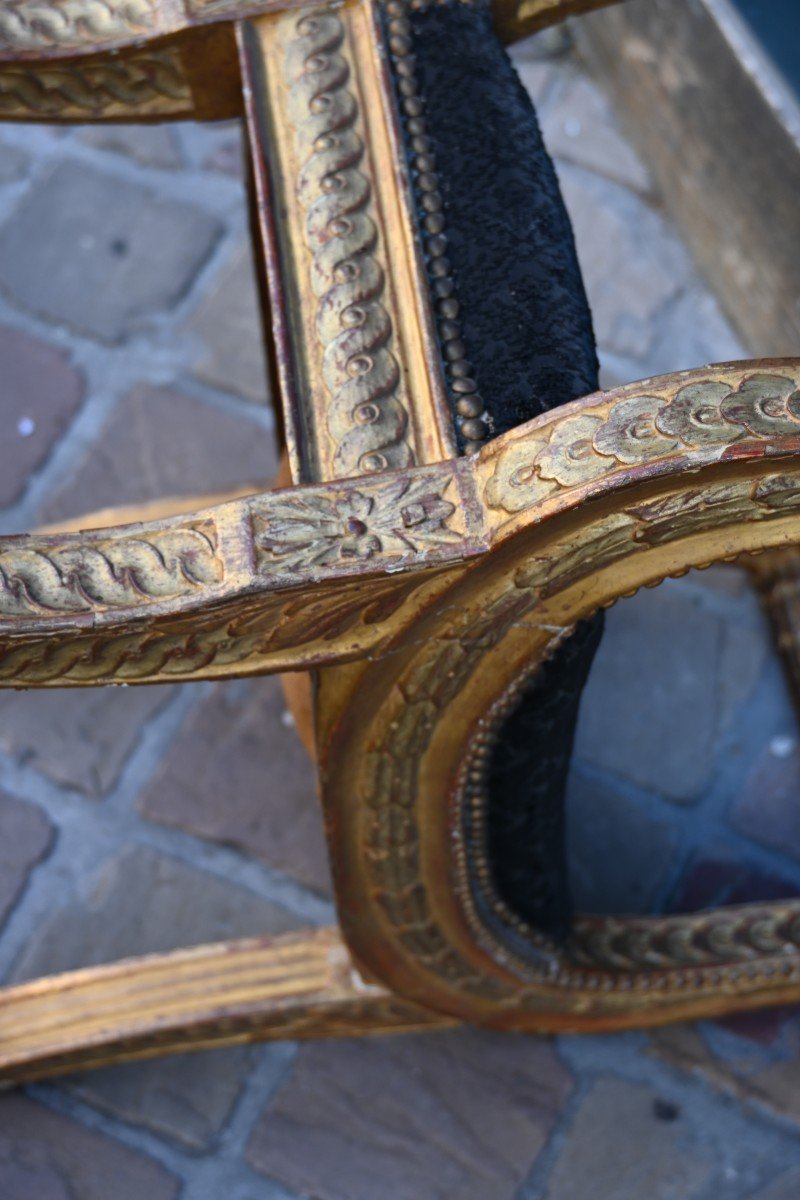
[629,482,753,546]
[721,373,800,437]
[593,395,679,464]
[537,513,637,595]
[656,381,740,447]
[534,414,610,486]
[268,575,423,645]
[483,438,555,513]
[486,369,800,515]
[753,475,800,510]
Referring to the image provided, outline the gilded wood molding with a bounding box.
[0,927,454,1084]
[0,0,625,122]
[1,363,798,687]
[0,0,295,122]
[0,522,221,617]
[0,0,496,58]
[484,366,800,515]
[0,0,160,54]
[0,46,194,120]
[0,0,285,57]
[0,461,479,684]
[242,1,455,482]
[2,0,799,1080]
[318,359,800,1032]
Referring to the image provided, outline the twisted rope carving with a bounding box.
[0,525,220,617]
[0,624,237,683]
[0,0,156,52]
[0,571,422,683]
[285,9,413,476]
[0,50,189,117]
[568,908,800,974]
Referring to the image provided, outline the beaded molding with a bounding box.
[382,0,491,455]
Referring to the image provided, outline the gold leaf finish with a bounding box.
[0,927,454,1084]
[253,470,460,572]
[0,522,220,617]
[0,0,799,1074]
[284,8,413,476]
[487,367,800,514]
[492,0,625,43]
[0,0,157,52]
[0,47,191,118]
[321,361,800,1033]
[244,0,454,482]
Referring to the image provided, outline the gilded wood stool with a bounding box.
[1,0,800,1084]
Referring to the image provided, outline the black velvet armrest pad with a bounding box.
[407,0,600,434]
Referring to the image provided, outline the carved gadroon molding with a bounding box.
[0,522,220,618]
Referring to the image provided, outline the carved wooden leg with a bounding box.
[0,928,454,1085]
[318,360,800,1033]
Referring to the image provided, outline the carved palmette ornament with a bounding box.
[252,471,460,573]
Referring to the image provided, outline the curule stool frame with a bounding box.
[1,0,800,1084]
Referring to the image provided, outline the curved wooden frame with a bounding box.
[1,0,799,1083]
[0,0,624,125]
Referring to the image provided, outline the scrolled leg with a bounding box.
[319,358,800,1032]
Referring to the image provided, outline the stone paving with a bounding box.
[0,24,799,1200]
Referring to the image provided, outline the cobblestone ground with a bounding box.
[0,27,799,1200]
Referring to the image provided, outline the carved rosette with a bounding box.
[252,469,461,574]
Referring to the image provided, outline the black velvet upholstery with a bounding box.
[386,0,603,942]
[407,1,600,436]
